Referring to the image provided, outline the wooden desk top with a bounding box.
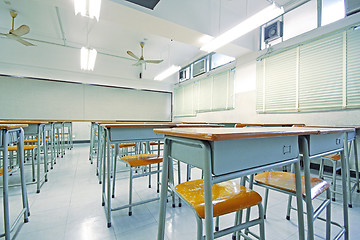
[0,124,28,130]
[101,122,178,128]
[0,120,48,125]
[306,125,360,130]
[236,123,305,127]
[101,122,224,128]
[153,127,353,141]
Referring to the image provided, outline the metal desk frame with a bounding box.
[156,127,351,240]
[1,126,29,239]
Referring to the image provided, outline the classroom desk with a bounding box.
[0,124,29,240]
[306,125,360,207]
[154,127,352,240]
[99,122,223,227]
[0,121,50,193]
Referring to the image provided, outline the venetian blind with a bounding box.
[174,68,235,117]
[298,33,344,110]
[347,27,360,107]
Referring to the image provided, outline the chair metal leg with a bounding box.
[129,167,133,216]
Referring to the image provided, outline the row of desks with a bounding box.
[97,122,359,240]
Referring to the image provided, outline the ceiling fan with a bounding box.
[0,10,35,46]
[127,42,163,68]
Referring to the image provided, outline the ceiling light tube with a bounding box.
[89,0,101,21]
[154,65,181,81]
[74,0,87,16]
[200,3,284,53]
[74,0,101,21]
[81,47,97,71]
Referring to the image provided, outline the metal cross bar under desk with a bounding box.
[0,124,30,240]
[155,127,352,240]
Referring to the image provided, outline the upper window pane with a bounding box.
[322,0,345,26]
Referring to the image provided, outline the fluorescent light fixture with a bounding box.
[74,0,101,21]
[81,47,97,71]
[89,0,101,20]
[200,3,284,53]
[154,65,181,81]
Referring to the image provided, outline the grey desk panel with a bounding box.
[308,132,344,156]
[23,124,39,135]
[211,135,299,176]
[109,127,164,142]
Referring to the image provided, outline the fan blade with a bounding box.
[145,59,163,64]
[10,25,30,37]
[6,33,35,46]
[133,61,143,66]
[127,51,139,60]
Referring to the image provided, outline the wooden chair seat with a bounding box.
[175,179,262,219]
[323,153,341,161]
[149,142,164,146]
[111,143,136,148]
[255,171,329,200]
[0,168,11,176]
[121,154,162,167]
[24,139,38,143]
[8,145,38,151]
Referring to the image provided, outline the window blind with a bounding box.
[256,26,359,113]
[347,28,360,107]
[174,68,235,117]
[299,33,344,110]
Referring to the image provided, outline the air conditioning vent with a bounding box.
[179,67,190,83]
[193,58,206,77]
[264,21,283,44]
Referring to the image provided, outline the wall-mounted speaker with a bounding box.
[264,21,283,44]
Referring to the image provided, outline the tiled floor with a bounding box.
[2,143,360,239]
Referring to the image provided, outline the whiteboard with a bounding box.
[0,75,172,121]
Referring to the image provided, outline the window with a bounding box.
[256,26,360,113]
[174,68,235,117]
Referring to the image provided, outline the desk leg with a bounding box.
[300,136,314,240]
[106,133,112,228]
[341,136,349,240]
[157,138,170,240]
[202,142,214,240]
[36,130,41,193]
[354,137,360,192]
[2,132,10,239]
[294,158,305,240]
[18,128,30,221]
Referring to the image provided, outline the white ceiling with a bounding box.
[0,0,303,89]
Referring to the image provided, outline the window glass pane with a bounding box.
[211,53,235,70]
[322,0,345,26]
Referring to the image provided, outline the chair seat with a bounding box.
[149,142,164,146]
[121,154,162,167]
[255,171,329,200]
[175,179,262,219]
[111,143,136,148]
[24,139,38,143]
[0,168,11,176]
[8,145,37,151]
[323,153,341,161]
